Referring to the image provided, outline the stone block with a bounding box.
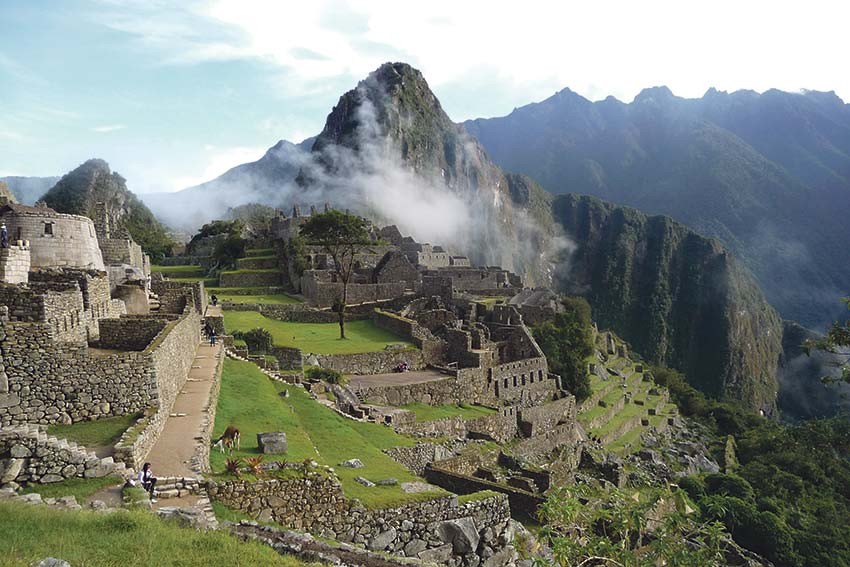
[438,517,480,553]
[257,432,288,454]
[368,528,397,551]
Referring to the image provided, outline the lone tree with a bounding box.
[300,210,370,339]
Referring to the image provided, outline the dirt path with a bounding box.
[144,341,222,477]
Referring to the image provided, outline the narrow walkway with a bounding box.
[145,340,222,477]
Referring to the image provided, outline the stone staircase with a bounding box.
[0,425,133,484]
[148,290,162,312]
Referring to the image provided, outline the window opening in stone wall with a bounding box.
[43,222,54,236]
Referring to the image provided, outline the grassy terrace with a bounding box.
[211,359,442,508]
[400,403,497,422]
[46,413,141,448]
[21,476,122,501]
[217,293,300,305]
[223,311,413,354]
[0,502,309,566]
[578,359,678,456]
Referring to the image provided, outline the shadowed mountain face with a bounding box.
[465,87,850,329]
[553,194,784,410]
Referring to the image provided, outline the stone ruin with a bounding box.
[273,204,523,309]
[0,204,206,475]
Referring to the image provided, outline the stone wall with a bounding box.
[97,316,171,351]
[208,475,512,563]
[0,245,30,284]
[301,272,407,308]
[0,426,126,484]
[0,307,200,427]
[314,348,424,375]
[517,395,576,438]
[384,442,463,476]
[0,209,105,270]
[151,279,206,314]
[509,423,583,464]
[220,270,282,287]
[424,464,544,520]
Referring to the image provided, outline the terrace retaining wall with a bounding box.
[208,476,512,563]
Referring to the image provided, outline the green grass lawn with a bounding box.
[216,293,301,305]
[399,403,497,423]
[21,476,123,501]
[223,311,413,354]
[220,268,281,275]
[151,264,205,277]
[0,501,310,566]
[47,413,141,448]
[211,359,440,508]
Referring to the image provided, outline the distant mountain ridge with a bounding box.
[464,87,850,329]
[0,175,60,204]
[143,138,314,230]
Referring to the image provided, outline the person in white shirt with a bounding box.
[138,462,158,502]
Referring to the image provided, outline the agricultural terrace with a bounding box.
[210,359,444,508]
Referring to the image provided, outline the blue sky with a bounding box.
[1,0,847,194]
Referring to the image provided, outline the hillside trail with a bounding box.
[144,338,222,479]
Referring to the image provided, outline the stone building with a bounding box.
[92,202,151,290]
[0,203,105,271]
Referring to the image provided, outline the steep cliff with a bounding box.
[553,193,783,410]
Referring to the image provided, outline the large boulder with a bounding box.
[257,432,288,454]
[367,527,397,551]
[0,458,24,484]
[437,516,480,553]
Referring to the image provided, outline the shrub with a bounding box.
[232,328,273,354]
[305,366,345,385]
[245,456,265,476]
[531,296,594,402]
[224,458,242,476]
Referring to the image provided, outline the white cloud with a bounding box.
[99,0,850,115]
[167,145,266,191]
[91,124,126,133]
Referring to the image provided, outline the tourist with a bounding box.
[0,223,7,248]
[139,462,158,502]
[209,328,217,346]
[211,294,218,306]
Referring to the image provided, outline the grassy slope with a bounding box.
[46,413,140,448]
[0,502,308,566]
[400,403,497,423]
[21,476,122,501]
[211,359,439,508]
[223,312,413,354]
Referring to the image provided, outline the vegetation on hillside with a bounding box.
[41,158,174,261]
[553,193,783,411]
[651,365,850,566]
[532,297,595,402]
[539,484,732,566]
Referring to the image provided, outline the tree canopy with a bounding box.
[299,210,371,338]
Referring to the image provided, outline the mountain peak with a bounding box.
[633,85,675,104]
